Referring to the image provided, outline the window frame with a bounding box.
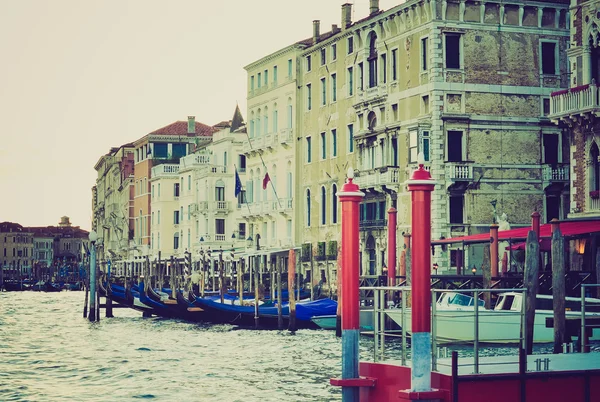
[540,39,559,76]
[420,36,428,72]
[444,32,463,70]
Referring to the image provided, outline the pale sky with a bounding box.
[0,0,397,230]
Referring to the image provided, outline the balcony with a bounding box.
[359,219,387,229]
[180,153,210,169]
[550,83,600,123]
[279,128,293,146]
[542,164,569,182]
[264,132,278,148]
[198,201,231,214]
[151,164,179,178]
[445,163,473,181]
[354,167,400,189]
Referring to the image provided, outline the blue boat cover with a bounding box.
[295,299,338,321]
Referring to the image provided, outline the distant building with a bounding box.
[0,222,34,278]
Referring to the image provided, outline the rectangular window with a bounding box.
[264,70,268,85]
[332,44,337,61]
[250,76,255,91]
[331,73,337,102]
[409,130,418,163]
[307,137,312,163]
[188,204,191,220]
[154,143,168,158]
[347,67,354,96]
[445,34,461,69]
[347,36,354,54]
[422,95,430,114]
[288,59,293,77]
[321,132,326,159]
[543,98,551,116]
[449,195,464,224]
[422,130,430,162]
[273,65,277,85]
[380,53,387,84]
[421,37,428,71]
[358,62,364,90]
[215,219,225,235]
[321,77,326,105]
[391,48,398,81]
[321,48,326,65]
[307,55,312,72]
[158,210,160,224]
[188,175,191,190]
[542,42,557,75]
[447,130,464,162]
[348,124,354,153]
[173,234,179,250]
[238,222,246,238]
[332,129,337,157]
[174,210,180,224]
[257,72,262,88]
[174,183,180,197]
[172,143,186,158]
[306,84,312,110]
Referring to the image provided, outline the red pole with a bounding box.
[338,168,364,402]
[490,223,499,278]
[406,155,435,392]
[387,207,397,286]
[531,211,540,238]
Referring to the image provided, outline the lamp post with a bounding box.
[89,230,98,322]
[472,265,477,275]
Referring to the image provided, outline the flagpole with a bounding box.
[243,128,283,209]
[234,164,253,218]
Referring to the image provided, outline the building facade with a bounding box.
[295,0,570,274]
[550,0,600,218]
[0,222,34,278]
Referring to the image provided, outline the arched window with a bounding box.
[368,32,378,88]
[306,189,311,227]
[264,106,269,134]
[256,169,261,202]
[215,179,225,202]
[332,184,338,224]
[273,103,278,133]
[287,98,293,128]
[368,111,377,131]
[321,186,326,225]
[249,111,255,138]
[256,109,262,137]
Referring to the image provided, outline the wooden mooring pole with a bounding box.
[288,249,297,333]
[277,256,283,330]
[524,230,540,355]
[551,220,565,354]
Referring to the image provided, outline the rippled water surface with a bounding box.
[0,291,346,402]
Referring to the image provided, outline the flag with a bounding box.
[262,172,270,190]
[234,168,243,197]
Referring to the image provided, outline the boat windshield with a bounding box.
[446,292,484,307]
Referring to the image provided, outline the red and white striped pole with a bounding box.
[338,167,364,402]
[407,154,435,392]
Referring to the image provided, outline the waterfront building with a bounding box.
[150,107,247,274]
[244,44,304,274]
[0,222,34,279]
[32,234,54,272]
[131,116,214,263]
[92,143,135,270]
[549,0,600,219]
[294,0,570,274]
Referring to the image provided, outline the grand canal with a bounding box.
[0,291,345,401]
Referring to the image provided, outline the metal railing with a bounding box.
[581,284,600,352]
[362,286,527,375]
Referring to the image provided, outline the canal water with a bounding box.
[2,291,596,401]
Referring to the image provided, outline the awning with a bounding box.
[432,218,600,246]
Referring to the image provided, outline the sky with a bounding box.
[0,0,398,231]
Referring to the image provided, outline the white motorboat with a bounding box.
[386,291,600,343]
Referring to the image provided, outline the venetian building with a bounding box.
[92,143,135,272]
[0,222,34,278]
[244,44,304,276]
[550,0,600,219]
[296,0,570,275]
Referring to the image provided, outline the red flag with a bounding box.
[262,172,270,189]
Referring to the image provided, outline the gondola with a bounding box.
[191,294,337,330]
[31,280,62,292]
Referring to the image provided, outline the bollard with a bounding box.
[406,153,436,392]
[338,168,365,402]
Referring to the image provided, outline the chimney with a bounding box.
[370,0,379,15]
[332,24,340,34]
[187,116,195,134]
[341,3,352,30]
[313,20,320,44]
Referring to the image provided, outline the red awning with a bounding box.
[433,219,600,246]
